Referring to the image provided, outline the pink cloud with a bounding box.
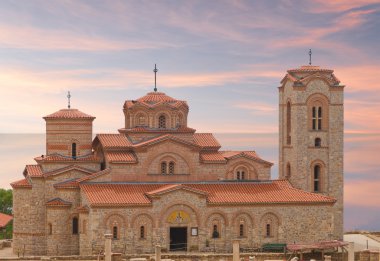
[345,180,380,207]
[0,24,172,51]
[270,9,375,53]
[309,0,380,13]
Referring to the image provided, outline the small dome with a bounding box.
[43,109,95,120]
[137,92,178,104]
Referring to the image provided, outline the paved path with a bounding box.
[0,246,17,258]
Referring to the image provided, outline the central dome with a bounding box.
[137,92,178,104]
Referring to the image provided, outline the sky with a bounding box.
[0,1,379,231]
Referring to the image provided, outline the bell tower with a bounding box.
[43,93,95,158]
[278,64,344,239]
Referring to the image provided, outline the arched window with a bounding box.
[112,226,118,239]
[72,217,78,235]
[168,161,175,174]
[140,115,146,126]
[161,162,167,174]
[158,115,166,128]
[239,224,244,237]
[266,224,271,237]
[315,138,321,147]
[286,163,291,179]
[313,165,321,192]
[212,224,219,238]
[312,106,322,130]
[72,143,77,158]
[237,171,245,180]
[140,226,145,239]
[286,101,291,144]
[48,223,52,235]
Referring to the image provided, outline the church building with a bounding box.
[11,64,344,256]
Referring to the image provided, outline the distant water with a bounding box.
[1,133,380,231]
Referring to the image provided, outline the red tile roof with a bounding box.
[77,168,111,183]
[11,178,32,188]
[43,109,95,120]
[133,134,198,149]
[138,92,178,103]
[124,92,188,110]
[193,133,221,150]
[281,65,341,86]
[287,65,333,73]
[44,165,95,178]
[222,151,273,165]
[0,213,13,228]
[54,178,80,189]
[35,154,98,162]
[120,126,196,133]
[81,183,161,206]
[23,165,43,177]
[105,151,137,163]
[81,180,335,207]
[45,198,72,207]
[146,184,208,197]
[94,134,132,149]
[200,152,226,163]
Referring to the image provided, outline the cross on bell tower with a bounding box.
[67,91,71,109]
[309,49,312,65]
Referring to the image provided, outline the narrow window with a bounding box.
[72,143,77,158]
[168,161,175,174]
[100,161,106,171]
[239,224,244,237]
[315,138,321,147]
[237,171,241,180]
[158,115,166,128]
[286,102,291,144]
[113,226,118,239]
[161,162,167,174]
[82,220,86,235]
[286,163,291,179]
[266,224,271,237]
[314,165,321,192]
[48,223,52,235]
[72,217,79,235]
[312,106,322,130]
[140,226,145,239]
[241,171,245,180]
[312,107,317,130]
[212,224,219,238]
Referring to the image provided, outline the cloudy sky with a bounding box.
[0,1,379,230]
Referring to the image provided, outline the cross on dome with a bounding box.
[153,64,158,92]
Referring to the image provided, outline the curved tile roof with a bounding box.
[24,165,43,177]
[11,178,32,188]
[0,213,13,228]
[124,92,188,109]
[43,109,95,120]
[81,180,335,207]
